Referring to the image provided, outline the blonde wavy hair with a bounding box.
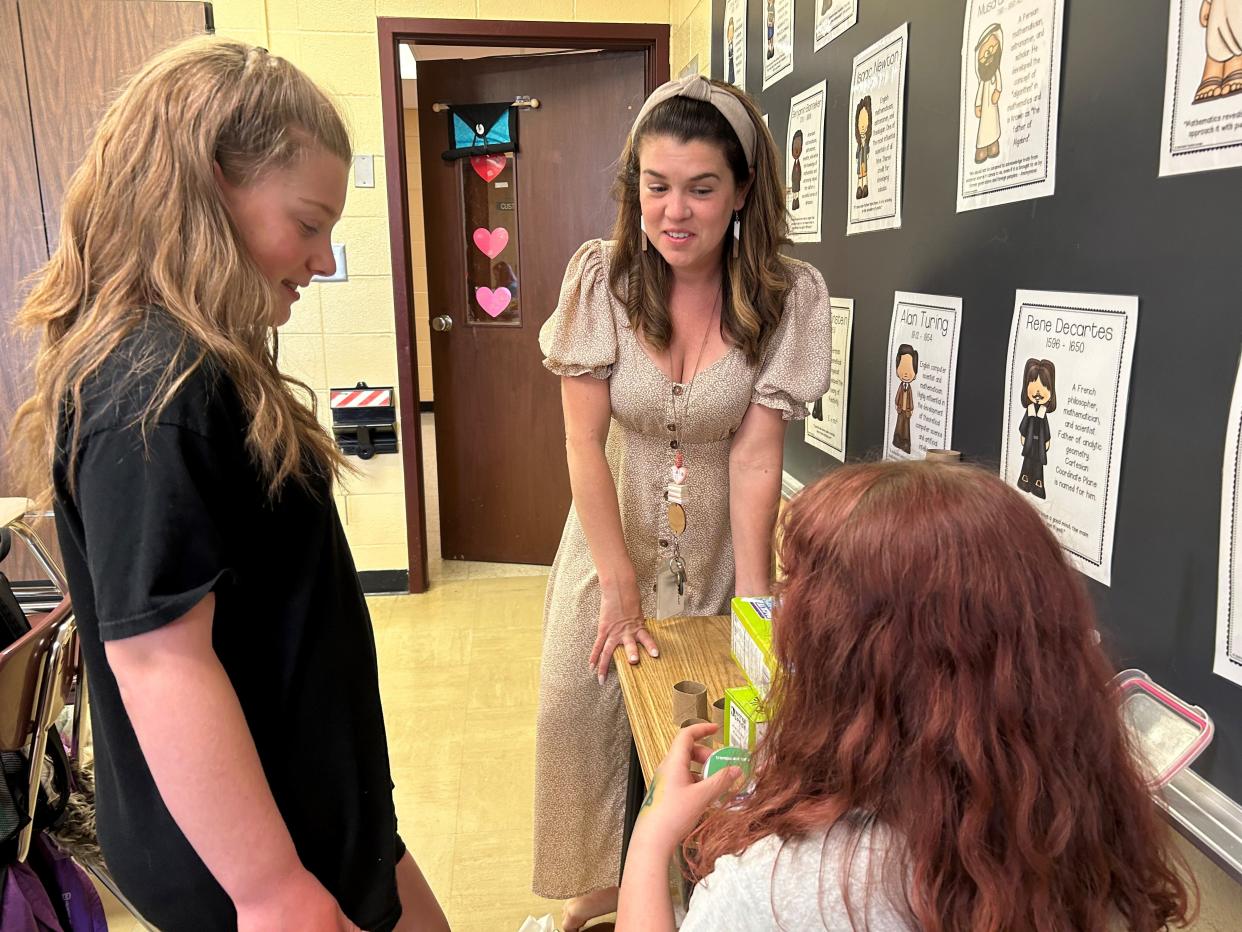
[11,37,349,502]
[608,80,793,367]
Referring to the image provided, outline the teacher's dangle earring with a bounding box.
[640,214,649,252]
[732,210,741,259]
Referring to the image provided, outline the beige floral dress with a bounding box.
[531,239,831,898]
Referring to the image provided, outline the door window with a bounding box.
[461,154,521,327]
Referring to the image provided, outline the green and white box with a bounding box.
[730,596,777,696]
[724,685,769,752]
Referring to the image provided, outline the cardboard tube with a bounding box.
[711,696,727,729]
[672,680,708,723]
[924,449,961,463]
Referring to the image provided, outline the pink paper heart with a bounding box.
[470,154,506,182]
[472,226,509,259]
[475,286,512,318]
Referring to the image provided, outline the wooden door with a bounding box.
[415,50,648,565]
[0,0,48,488]
[20,0,207,248]
[0,0,205,582]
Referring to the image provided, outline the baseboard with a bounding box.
[781,471,804,500]
[358,569,409,594]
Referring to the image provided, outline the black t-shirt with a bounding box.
[52,312,400,931]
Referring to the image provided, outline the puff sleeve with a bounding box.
[538,239,618,380]
[750,261,833,419]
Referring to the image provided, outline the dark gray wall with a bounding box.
[713,0,1242,801]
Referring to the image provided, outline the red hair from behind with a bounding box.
[687,461,1192,931]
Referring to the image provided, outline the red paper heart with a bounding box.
[475,286,512,318]
[470,155,507,182]
[472,226,510,259]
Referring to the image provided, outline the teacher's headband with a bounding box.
[631,75,757,170]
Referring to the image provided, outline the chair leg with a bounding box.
[71,663,89,761]
[18,654,54,863]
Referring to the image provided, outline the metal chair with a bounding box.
[0,598,74,862]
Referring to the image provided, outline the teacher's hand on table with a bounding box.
[589,587,659,685]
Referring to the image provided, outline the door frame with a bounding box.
[378,17,669,592]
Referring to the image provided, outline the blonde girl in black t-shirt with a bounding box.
[11,38,447,932]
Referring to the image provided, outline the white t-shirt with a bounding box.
[680,823,916,932]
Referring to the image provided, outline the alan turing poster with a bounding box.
[956,0,1065,212]
[1216,350,1242,688]
[723,0,748,91]
[883,292,963,462]
[1000,290,1138,586]
[848,23,908,235]
[805,296,855,462]
[787,80,826,243]
[814,0,858,52]
[762,0,795,90]
[1160,0,1242,176]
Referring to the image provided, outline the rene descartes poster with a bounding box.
[1000,290,1138,586]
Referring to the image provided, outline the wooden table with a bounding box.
[613,615,747,871]
[614,614,747,782]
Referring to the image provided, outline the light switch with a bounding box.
[313,243,348,283]
[354,154,375,188]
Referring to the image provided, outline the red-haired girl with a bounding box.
[618,462,1193,931]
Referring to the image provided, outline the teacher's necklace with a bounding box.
[664,283,722,595]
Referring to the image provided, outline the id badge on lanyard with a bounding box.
[655,554,687,619]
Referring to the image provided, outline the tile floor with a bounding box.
[373,575,564,931]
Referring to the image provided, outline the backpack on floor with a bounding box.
[0,833,106,931]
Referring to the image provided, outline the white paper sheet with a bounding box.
[762,0,795,89]
[847,24,908,235]
[723,0,748,91]
[787,80,827,243]
[956,0,1065,212]
[1159,0,1242,176]
[805,296,855,462]
[883,292,963,461]
[1215,350,1242,687]
[813,0,858,52]
[1000,290,1139,586]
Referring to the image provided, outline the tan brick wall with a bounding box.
[672,0,711,78]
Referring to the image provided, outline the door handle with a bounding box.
[431,315,453,332]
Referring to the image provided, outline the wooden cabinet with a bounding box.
[0,0,207,580]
